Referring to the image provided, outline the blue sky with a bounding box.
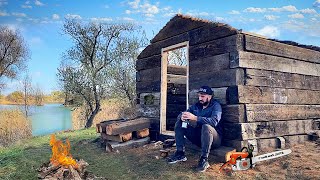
[1,0,320,95]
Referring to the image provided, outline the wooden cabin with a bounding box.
[136,14,320,152]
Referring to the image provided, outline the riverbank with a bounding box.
[0,128,319,180]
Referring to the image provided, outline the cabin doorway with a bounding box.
[160,42,189,136]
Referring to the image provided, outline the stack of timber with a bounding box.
[96,118,151,152]
[222,33,320,152]
[135,14,320,153]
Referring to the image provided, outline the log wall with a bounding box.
[136,17,320,152]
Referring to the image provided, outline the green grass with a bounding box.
[1,128,318,180]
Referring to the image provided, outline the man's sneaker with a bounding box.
[196,156,210,172]
[167,151,187,164]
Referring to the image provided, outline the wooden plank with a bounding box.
[246,104,320,122]
[228,85,320,104]
[189,68,245,89]
[189,24,239,46]
[189,87,227,105]
[101,132,132,142]
[223,135,308,153]
[136,81,161,93]
[189,34,243,61]
[107,137,150,152]
[139,33,189,59]
[167,74,187,84]
[134,128,150,139]
[136,55,162,71]
[230,51,320,76]
[223,119,317,140]
[105,118,151,135]
[189,53,230,75]
[221,104,246,123]
[137,104,160,118]
[139,93,186,105]
[244,34,320,64]
[245,69,320,90]
[167,65,187,75]
[150,15,206,43]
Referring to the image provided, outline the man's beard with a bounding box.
[199,98,209,106]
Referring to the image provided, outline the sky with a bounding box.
[0,0,320,95]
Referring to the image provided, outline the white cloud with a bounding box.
[0,0,8,6]
[269,5,298,12]
[90,17,113,22]
[288,13,304,19]
[25,1,30,4]
[244,7,266,13]
[185,10,213,17]
[300,8,317,14]
[229,10,240,15]
[21,5,32,8]
[122,17,134,21]
[35,0,44,6]
[140,2,159,14]
[65,14,82,20]
[104,5,109,9]
[12,12,27,17]
[125,10,131,14]
[264,15,280,21]
[128,0,140,9]
[311,17,317,21]
[215,17,225,22]
[314,0,320,8]
[145,13,154,17]
[29,37,42,46]
[0,10,9,16]
[253,25,280,38]
[52,14,59,20]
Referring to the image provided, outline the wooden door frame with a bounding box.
[160,41,189,136]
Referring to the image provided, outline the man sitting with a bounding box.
[167,85,223,172]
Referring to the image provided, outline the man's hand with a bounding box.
[181,112,197,122]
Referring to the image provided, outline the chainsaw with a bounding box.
[219,144,292,172]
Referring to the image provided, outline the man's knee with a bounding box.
[201,124,215,134]
[174,118,183,131]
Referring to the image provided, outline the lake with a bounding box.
[0,104,72,136]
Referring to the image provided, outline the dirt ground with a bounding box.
[127,140,320,180]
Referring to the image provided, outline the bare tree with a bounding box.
[57,19,140,128]
[0,26,29,89]
[21,73,33,117]
[107,31,147,107]
[34,84,44,106]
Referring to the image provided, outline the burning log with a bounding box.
[37,135,104,180]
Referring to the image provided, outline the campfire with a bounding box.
[37,135,101,180]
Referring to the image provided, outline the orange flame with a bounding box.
[49,134,78,168]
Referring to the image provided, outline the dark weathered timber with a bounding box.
[245,69,320,91]
[167,65,187,75]
[138,33,189,59]
[221,104,246,123]
[223,135,308,152]
[188,24,239,46]
[189,53,230,75]
[223,119,316,140]
[150,15,207,43]
[101,132,132,142]
[189,34,243,61]
[136,81,161,93]
[136,55,162,71]
[189,69,245,89]
[105,118,151,135]
[228,85,320,105]
[137,104,160,118]
[230,51,320,76]
[246,104,320,122]
[244,34,320,63]
[137,66,187,82]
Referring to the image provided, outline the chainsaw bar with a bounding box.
[252,149,292,164]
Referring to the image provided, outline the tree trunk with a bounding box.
[85,103,100,128]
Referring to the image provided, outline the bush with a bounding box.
[0,109,32,146]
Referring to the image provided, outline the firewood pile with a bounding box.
[37,135,104,180]
[96,117,151,152]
